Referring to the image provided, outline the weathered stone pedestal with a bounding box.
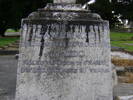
[15,2,113,100]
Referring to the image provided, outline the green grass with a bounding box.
[111,41,133,51]
[0,37,19,47]
[0,28,20,47]
[110,32,133,41]
[110,32,133,52]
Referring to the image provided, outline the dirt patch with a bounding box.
[118,72,133,83]
[112,57,133,83]
[112,58,133,67]
[131,36,133,40]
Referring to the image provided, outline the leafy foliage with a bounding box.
[0,0,52,36]
[113,0,133,21]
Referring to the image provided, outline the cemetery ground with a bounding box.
[111,32,133,84]
[0,37,19,47]
[111,32,133,52]
[0,31,133,99]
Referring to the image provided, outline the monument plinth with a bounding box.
[54,0,76,3]
[15,0,113,100]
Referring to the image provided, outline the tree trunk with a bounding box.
[0,28,6,37]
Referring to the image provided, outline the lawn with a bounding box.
[0,28,20,47]
[110,32,133,41]
[110,32,133,52]
[0,37,19,47]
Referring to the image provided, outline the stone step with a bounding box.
[115,95,133,100]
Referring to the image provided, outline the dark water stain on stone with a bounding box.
[65,24,70,33]
[98,26,101,43]
[78,25,80,33]
[72,25,75,33]
[93,26,97,44]
[65,24,70,48]
[48,24,52,37]
[28,25,33,45]
[85,25,90,43]
[39,25,47,59]
[65,38,69,48]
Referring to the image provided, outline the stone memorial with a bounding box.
[54,0,76,3]
[15,0,113,100]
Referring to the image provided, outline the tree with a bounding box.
[0,0,52,37]
[0,0,12,36]
[78,0,133,28]
[113,0,133,21]
[90,0,118,27]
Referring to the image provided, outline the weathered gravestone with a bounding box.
[15,0,113,100]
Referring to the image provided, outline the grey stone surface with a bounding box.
[15,3,113,100]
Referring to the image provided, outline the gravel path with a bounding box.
[111,51,133,59]
[114,84,133,96]
[0,56,17,100]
